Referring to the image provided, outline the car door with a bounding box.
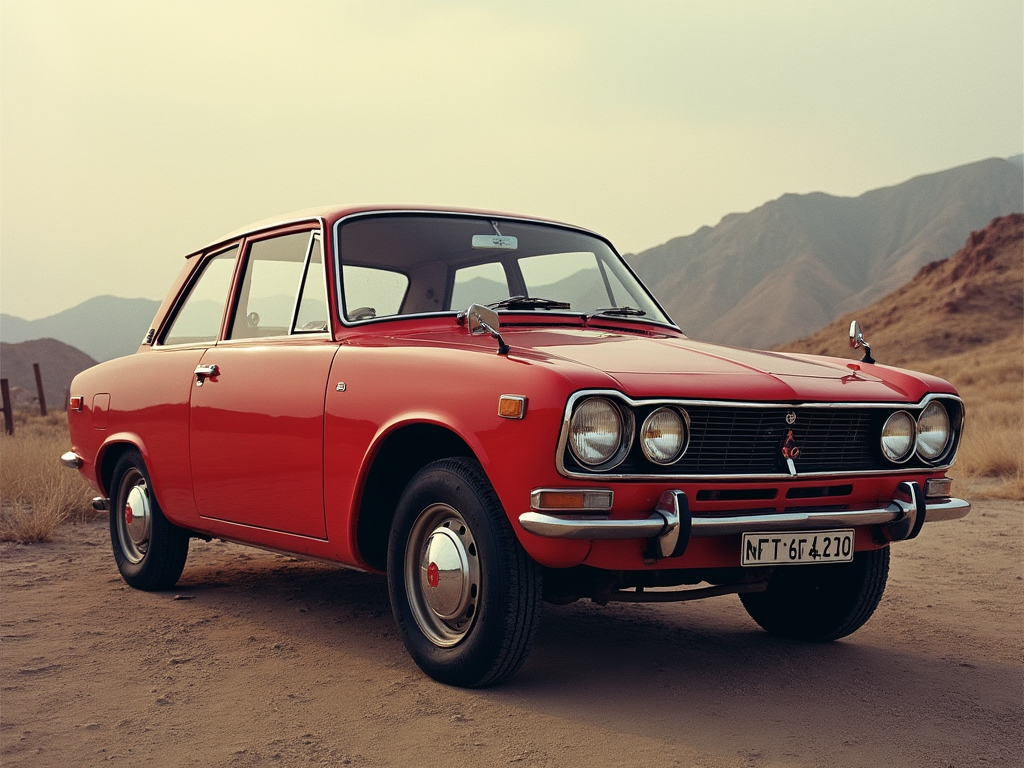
[189,228,337,539]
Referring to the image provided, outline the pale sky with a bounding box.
[2,0,1021,320]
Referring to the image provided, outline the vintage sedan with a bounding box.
[62,205,970,687]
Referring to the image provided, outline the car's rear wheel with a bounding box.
[739,546,889,641]
[387,458,541,687]
[109,449,190,591]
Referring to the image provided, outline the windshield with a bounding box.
[335,214,671,325]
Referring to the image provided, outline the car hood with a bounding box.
[499,327,930,402]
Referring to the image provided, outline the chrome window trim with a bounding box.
[554,389,964,481]
[330,209,680,331]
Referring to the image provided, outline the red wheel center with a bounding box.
[125,503,134,527]
[427,562,440,588]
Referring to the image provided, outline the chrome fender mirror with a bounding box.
[848,320,875,364]
[466,304,510,355]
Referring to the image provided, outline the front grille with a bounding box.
[564,405,886,476]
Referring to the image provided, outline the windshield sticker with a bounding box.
[472,234,518,250]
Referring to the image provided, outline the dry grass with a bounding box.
[0,411,98,542]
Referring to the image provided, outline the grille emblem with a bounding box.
[786,412,797,425]
[782,430,801,459]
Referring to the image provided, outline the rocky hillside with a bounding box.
[0,339,98,410]
[628,157,1023,349]
[776,213,1023,366]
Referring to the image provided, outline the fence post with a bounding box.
[33,363,48,417]
[1,379,13,435]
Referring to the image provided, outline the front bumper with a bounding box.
[518,481,971,559]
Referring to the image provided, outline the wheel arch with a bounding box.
[355,422,476,571]
[96,434,150,497]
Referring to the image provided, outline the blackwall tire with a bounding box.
[109,449,189,591]
[387,458,541,687]
[739,546,889,641]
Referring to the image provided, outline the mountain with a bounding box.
[0,338,98,410]
[627,157,1023,349]
[1,295,160,362]
[775,213,1023,365]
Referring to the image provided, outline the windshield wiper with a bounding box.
[588,306,647,318]
[488,295,571,311]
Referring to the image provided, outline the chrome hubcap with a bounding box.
[405,504,480,647]
[117,469,151,564]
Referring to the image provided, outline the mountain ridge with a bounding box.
[627,156,1023,349]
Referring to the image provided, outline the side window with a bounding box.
[450,262,509,310]
[341,266,408,321]
[230,231,324,339]
[162,246,239,346]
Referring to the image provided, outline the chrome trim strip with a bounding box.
[60,451,83,469]
[554,390,964,481]
[517,496,971,541]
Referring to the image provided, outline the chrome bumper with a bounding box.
[518,481,971,559]
[60,451,83,469]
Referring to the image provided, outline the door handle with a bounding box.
[194,363,218,386]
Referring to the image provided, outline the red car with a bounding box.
[62,205,970,687]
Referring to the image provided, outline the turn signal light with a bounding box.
[498,395,527,419]
[69,396,84,412]
[530,488,613,511]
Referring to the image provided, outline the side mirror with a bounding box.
[848,320,875,364]
[466,304,510,355]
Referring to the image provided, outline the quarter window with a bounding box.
[162,246,239,346]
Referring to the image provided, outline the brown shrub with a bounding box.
[0,411,97,542]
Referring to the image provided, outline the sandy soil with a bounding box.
[2,500,1021,768]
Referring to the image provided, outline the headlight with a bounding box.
[880,411,916,463]
[917,400,951,461]
[640,407,688,465]
[569,397,631,468]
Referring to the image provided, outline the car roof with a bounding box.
[185,204,584,259]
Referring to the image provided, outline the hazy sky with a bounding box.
[2,0,1021,320]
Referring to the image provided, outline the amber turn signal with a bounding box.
[498,395,527,419]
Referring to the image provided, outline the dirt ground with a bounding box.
[2,500,1021,768]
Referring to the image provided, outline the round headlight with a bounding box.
[640,407,688,465]
[917,400,951,461]
[881,411,916,463]
[569,398,628,467]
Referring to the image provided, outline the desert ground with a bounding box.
[1,497,1020,768]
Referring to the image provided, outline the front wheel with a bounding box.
[739,546,889,641]
[109,449,190,591]
[387,458,541,687]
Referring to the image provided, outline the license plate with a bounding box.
[741,529,855,566]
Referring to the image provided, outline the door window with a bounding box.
[162,246,239,345]
[230,231,328,338]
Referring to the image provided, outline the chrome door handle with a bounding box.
[194,364,218,386]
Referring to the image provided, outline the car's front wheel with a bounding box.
[109,449,190,591]
[739,546,889,641]
[387,458,541,687]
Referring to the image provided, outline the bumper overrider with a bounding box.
[518,480,971,559]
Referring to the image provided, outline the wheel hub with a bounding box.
[124,484,152,547]
[405,504,481,647]
[420,527,470,619]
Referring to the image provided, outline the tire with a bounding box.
[387,458,541,687]
[739,546,889,641]
[109,449,190,591]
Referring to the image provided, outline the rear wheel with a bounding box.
[387,458,541,687]
[740,547,889,641]
[109,450,189,591]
